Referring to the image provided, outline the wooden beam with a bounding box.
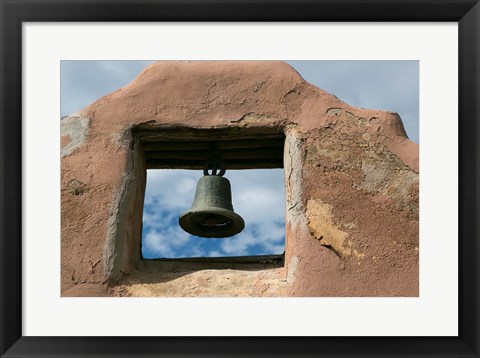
[135,129,284,142]
[135,129,285,170]
[145,147,283,161]
[142,138,284,151]
[146,158,283,170]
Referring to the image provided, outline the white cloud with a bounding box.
[208,250,222,257]
[142,202,177,229]
[143,231,175,257]
[228,169,285,225]
[220,222,285,256]
[220,232,256,256]
[187,246,207,258]
[177,176,197,194]
[142,169,286,258]
[144,170,200,211]
[143,225,192,258]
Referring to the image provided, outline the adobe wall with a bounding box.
[61,61,418,297]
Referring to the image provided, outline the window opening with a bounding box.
[141,168,285,259]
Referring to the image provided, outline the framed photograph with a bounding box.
[1,0,479,357]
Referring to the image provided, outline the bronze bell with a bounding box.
[179,175,245,238]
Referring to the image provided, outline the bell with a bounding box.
[179,175,245,238]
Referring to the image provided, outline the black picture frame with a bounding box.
[1,1,479,357]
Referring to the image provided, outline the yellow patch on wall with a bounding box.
[306,199,363,259]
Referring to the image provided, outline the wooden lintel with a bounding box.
[135,128,285,170]
[145,147,283,161]
[142,138,284,151]
[146,159,283,170]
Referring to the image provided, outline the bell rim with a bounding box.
[179,207,245,238]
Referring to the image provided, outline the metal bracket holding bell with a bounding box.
[179,150,245,238]
[203,150,226,177]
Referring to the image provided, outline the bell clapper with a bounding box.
[205,215,218,227]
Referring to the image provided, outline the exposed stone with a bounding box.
[306,199,361,258]
[113,267,286,297]
[104,139,146,281]
[286,256,298,284]
[60,114,90,157]
[359,147,418,213]
[66,179,87,196]
[284,129,307,228]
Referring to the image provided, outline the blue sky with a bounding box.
[141,169,285,258]
[61,60,419,258]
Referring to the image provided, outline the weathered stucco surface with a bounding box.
[61,61,418,297]
[113,267,286,297]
